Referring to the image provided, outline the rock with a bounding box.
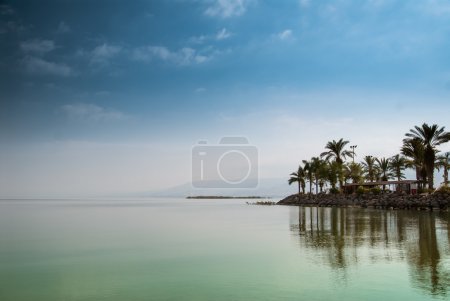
[277,192,449,210]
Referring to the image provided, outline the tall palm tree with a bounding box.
[346,162,363,184]
[302,159,314,194]
[401,138,426,189]
[405,123,450,189]
[389,154,407,181]
[376,157,393,191]
[311,157,326,194]
[436,152,449,185]
[320,138,352,189]
[326,160,340,192]
[362,155,377,182]
[288,165,306,195]
[315,159,329,193]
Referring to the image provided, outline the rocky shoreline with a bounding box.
[277,190,450,210]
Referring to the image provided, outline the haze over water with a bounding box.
[0,198,448,301]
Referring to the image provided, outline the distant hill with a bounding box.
[137,178,297,198]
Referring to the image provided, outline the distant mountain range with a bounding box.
[136,178,297,198]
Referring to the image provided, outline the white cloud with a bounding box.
[216,28,232,40]
[23,56,73,77]
[195,87,207,93]
[90,43,122,64]
[20,39,55,54]
[204,0,251,18]
[420,0,450,15]
[299,0,310,8]
[189,35,208,44]
[61,103,129,122]
[56,21,70,34]
[278,29,293,40]
[132,46,210,65]
[189,28,233,44]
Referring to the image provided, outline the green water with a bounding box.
[0,199,448,301]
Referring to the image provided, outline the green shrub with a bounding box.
[370,187,381,195]
[436,185,450,193]
[356,186,366,195]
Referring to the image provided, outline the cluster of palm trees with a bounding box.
[289,123,450,194]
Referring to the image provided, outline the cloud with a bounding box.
[420,0,450,16]
[204,0,251,18]
[0,21,26,34]
[278,29,293,40]
[56,21,70,34]
[20,39,55,54]
[299,0,310,8]
[132,46,210,65]
[90,43,122,64]
[61,103,129,122]
[0,4,14,15]
[195,87,207,93]
[189,28,233,44]
[216,28,232,40]
[189,35,208,44]
[23,56,73,77]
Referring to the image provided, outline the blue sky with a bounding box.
[1,0,450,197]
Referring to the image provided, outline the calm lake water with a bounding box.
[0,198,449,301]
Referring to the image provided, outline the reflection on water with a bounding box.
[290,207,450,297]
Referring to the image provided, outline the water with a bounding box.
[0,198,448,301]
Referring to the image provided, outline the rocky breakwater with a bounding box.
[278,189,450,210]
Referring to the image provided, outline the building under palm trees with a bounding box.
[343,180,419,195]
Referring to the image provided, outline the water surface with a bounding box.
[0,199,448,300]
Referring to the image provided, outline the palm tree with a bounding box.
[405,123,450,189]
[346,162,363,184]
[288,165,305,195]
[436,152,449,185]
[401,138,426,189]
[390,154,407,181]
[288,165,305,194]
[325,161,340,192]
[311,157,326,194]
[302,159,314,194]
[320,138,352,189]
[376,157,393,191]
[316,159,329,193]
[362,155,377,182]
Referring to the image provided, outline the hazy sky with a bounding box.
[1,0,450,198]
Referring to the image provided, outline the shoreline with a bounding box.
[186,196,267,199]
[277,190,450,211]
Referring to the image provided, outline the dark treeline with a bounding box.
[289,123,450,194]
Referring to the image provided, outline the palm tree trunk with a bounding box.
[427,165,434,190]
[415,166,421,190]
[298,182,301,195]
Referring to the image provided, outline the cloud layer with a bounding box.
[61,103,129,122]
[204,0,251,18]
[22,56,73,76]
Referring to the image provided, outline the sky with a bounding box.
[1,0,450,198]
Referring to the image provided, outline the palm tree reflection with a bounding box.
[290,207,450,297]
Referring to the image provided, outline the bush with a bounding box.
[436,185,450,194]
[422,188,435,194]
[356,186,366,195]
[370,187,381,195]
[329,187,340,194]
